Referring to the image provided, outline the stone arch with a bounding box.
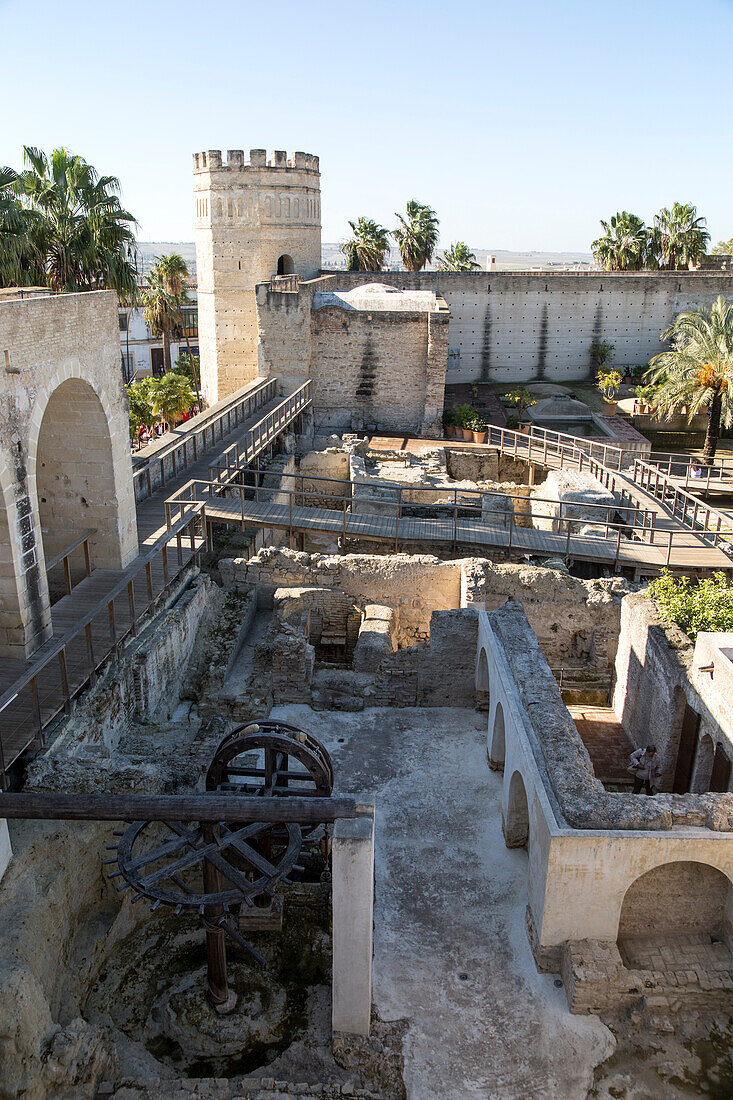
[488,699,505,771]
[504,770,529,849]
[617,861,733,943]
[475,647,490,712]
[29,375,135,576]
[277,254,294,276]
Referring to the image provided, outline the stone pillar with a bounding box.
[421,297,450,437]
[0,820,11,883]
[332,805,375,1036]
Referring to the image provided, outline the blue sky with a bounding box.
[1,0,731,251]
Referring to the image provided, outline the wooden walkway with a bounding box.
[0,387,306,780]
[195,492,733,571]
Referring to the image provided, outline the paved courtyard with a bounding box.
[271,704,612,1100]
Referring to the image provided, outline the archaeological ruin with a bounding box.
[1,146,733,1098]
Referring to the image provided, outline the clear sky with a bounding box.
[1,0,731,252]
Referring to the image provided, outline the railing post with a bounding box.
[614,527,622,572]
[108,599,117,644]
[84,623,96,686]
[63,554,72,596]
[666,530,673,566]
[58,648,71,714]
[145,561,153,602]
[29,676,43,747]
[128,580,137,635]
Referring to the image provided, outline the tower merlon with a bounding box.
[192,149,320,172]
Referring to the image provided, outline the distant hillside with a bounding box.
[137,241,597,276]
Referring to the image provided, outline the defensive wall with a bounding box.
[329,270,733,383]
[0,291,137,659]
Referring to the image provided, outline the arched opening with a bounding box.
[504,770,529,849]
[36,379,123,588]
[488,700,505,771]
[618,861,733,965]
[277,254,294,276]
[476,648,490,712]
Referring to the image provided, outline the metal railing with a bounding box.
[630,457,733,547]
[207,381,313,488]
[0,508,205,788]
[45,529,95,599]
[645,451,733,493]
[132,377,277,502]
[164,471,660,567]
[484,421,629,472]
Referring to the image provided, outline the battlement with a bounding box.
[192,149,319,173]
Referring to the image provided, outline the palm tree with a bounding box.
[156,253,201,407]
[0,166,44,286]
[393,200,439,271]
[437,242,480,271]
[646,296,733,460]
[653,203,710,270]
[592,212,648,271]
[152,371,195,428]
[141,265,178,374]
[340,218,391,271]
[17,146,138,295]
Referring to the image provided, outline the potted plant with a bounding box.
[469,415,488,444]
[442,408,457,438]
[455,404,476,441]
[596,369,623,415]
[633,383,657,415]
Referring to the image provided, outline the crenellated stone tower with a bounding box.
[193,148,321,404]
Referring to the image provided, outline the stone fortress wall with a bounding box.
[193,148,322,404]
[255,277,449,435]
[0,291,137,659]
[330,270,733,383]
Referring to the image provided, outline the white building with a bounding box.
[119,286,198,382]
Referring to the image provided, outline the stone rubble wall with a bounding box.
[488,601,733,831]
[220,548,624,674]
[531,469,617,534]
[34,575,215,758]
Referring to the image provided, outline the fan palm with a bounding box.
[393,200,439,271]
[17,146,138,295]
[646,296,733,460]
[592,211,648,271]
[156,253,200,407]
[340,218,391,271]
[141,266,178,374]
[653,203,710,270]
[0,166,45,286]
[437,242,480,271]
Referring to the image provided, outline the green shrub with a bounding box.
[455,404,475,428]
[646,570,733,640]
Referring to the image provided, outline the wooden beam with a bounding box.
[0,792,359,824]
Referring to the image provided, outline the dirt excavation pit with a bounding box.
[84,893,331,1080]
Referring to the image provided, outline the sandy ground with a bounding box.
[271,704,612,1100]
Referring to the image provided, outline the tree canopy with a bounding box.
[340,218,391,271]
[0,146,138,294]
[592,203,709,271]
[437,242,479,271]
[393,200,439,271]
[645,295,733,460]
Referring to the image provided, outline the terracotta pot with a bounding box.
[443,424,454,438]
[471,430,487,444]
[462,428,474,441]
[602,400,617,416]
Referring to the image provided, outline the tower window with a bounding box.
[277,254,294,276]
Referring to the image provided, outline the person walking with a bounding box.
[628,744,661,794]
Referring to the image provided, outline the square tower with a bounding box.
[193,148,321,403]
